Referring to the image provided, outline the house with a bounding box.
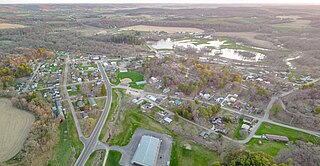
[147,95,157,102]
[211,117,223,125]
[141,103,153,109]
[82,71,88,76]
[119,68,128,73]
[77,100,85,108]
[80,111,89,119]
[71,85,77,91]
[149,77,158,84]
[164,117,172,124]
[136,80,147,85]
[215,128,228,135]
[215,96,224,103]
[90,55,100,60]
[200,91,211,100]
[174,100,182,105]
[155,98,162,104]
[263,134,289,142]
[243,119,252,125]
[132,98,144,105]
[88,97,97,106]
[163,88,170,94]
[241,124,251,131]
[199,131,210,139]
[199,57,208,63]
[110,62,117,66]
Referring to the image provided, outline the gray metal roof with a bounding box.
[131,135,161,166]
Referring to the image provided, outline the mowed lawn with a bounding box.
[170,137,219,166]
[256,122,320,144]
[117,70,145,89]
[109,109,170,146]
[105,150,122,166]
[245,138,288,156]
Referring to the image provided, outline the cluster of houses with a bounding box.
[50,86,64,121]
[210,117,229,135]
[240,118,255,133]
[295,75,311,84]
[70,62,100,83]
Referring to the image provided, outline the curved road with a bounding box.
[75,63,112,166]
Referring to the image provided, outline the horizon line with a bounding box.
[1,2,320,5]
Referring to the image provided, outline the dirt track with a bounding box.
[0,98,34,162]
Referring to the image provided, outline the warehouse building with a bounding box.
[131,135,161,166]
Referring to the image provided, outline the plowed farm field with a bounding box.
[0,98,34,162]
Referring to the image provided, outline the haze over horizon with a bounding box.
[1,0,320,4]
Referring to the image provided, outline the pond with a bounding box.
[211,49,265,62]
[150,38,225,50]
[150,38,266,62]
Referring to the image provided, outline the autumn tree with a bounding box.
[222,150,278,166]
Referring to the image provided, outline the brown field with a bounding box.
[274,15,311,29]
[214,32,278,50]
[0,98,34,162]
[0,23,25,29]
[121,25,204,33]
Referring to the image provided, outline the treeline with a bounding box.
[197,104,221,119]
[0,64,32,78]
[144,58,244,96]
[11,95,59,164]
[110,33,145,45]
[0,48,54,89]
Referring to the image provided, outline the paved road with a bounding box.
[75,63,112,166]
[115,84,320,144]
[22,63,41,92]
[63,55,84,139]
[37,79,100,91]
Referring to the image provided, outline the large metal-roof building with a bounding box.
[131,135,161,166]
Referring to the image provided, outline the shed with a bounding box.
[264,134,289,142]
[164,117,173,124]
[136,80,147,85]
[174,100,182,105]
[88,97,97,106]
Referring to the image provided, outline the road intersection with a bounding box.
[61,56,319,165]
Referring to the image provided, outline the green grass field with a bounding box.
[170,137,219,166]
[117,70,145,89]
[105,150,122,166]
[109,108,170,146]
[245,138,288,156]
[48,112,83,165]
[256,122,320,144]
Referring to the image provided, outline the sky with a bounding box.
[1,0,320,4]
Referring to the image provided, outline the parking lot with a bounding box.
[110,128,173,166]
